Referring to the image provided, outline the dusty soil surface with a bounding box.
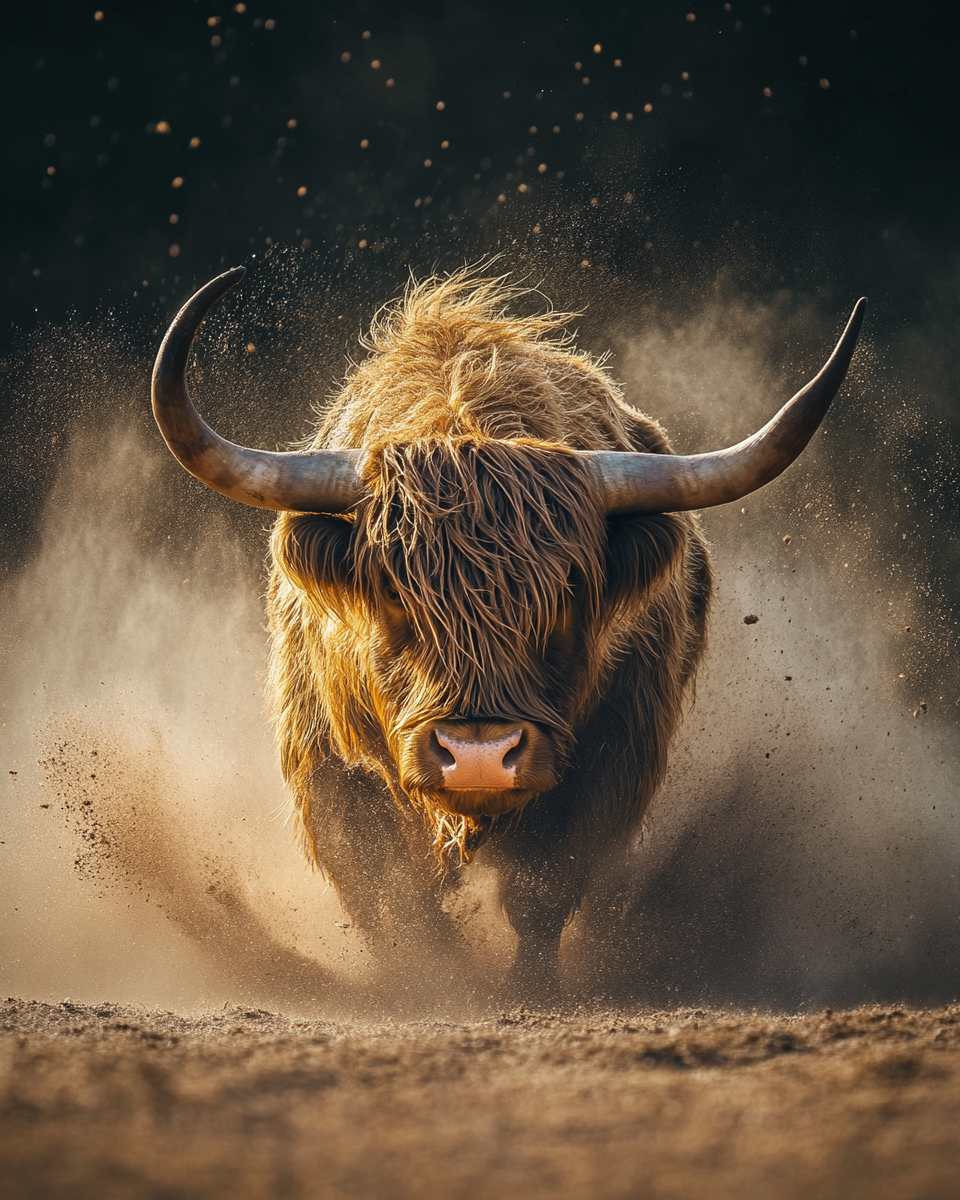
[2,1000,959,1199]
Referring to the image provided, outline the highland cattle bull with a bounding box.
[152,267,865,994]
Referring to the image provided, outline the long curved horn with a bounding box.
[587,297,867,515]
[152,268,366,512]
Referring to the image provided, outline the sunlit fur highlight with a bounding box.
[267,267,711,869]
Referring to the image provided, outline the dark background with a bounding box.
[4,0,958,337]
[1,0,958,560]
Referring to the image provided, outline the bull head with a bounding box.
[153,267,866,519]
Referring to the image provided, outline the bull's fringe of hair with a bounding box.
[267,265,709,870]
[354,439,607,727]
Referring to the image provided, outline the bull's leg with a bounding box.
[304,760,464,965]
[490,776,622,1004]
[497,857,584,1002]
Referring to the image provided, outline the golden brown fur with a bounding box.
[266,269,711,924]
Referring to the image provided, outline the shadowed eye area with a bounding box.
[379,581,412,643]
[548,597,577,655]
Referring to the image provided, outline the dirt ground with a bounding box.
[2,999,958,1200]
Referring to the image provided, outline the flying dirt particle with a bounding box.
[743,614,759,625]
[785,676,793,681]
[782,534,792,544]
[914,702,927,718]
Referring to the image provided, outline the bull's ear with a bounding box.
[603,513,688,613]
[271,513,356,598]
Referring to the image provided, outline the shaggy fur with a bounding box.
[266,269,712,973]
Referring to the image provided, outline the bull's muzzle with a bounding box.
[402,719,558,817]
[434,727,522,790]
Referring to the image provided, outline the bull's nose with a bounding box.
[433,727,523,790]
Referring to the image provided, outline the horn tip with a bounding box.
[843,296,868,340]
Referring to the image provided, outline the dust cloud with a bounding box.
[0,415,376,1013]
[1,273,958,1014]
[565,289,960,1007]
